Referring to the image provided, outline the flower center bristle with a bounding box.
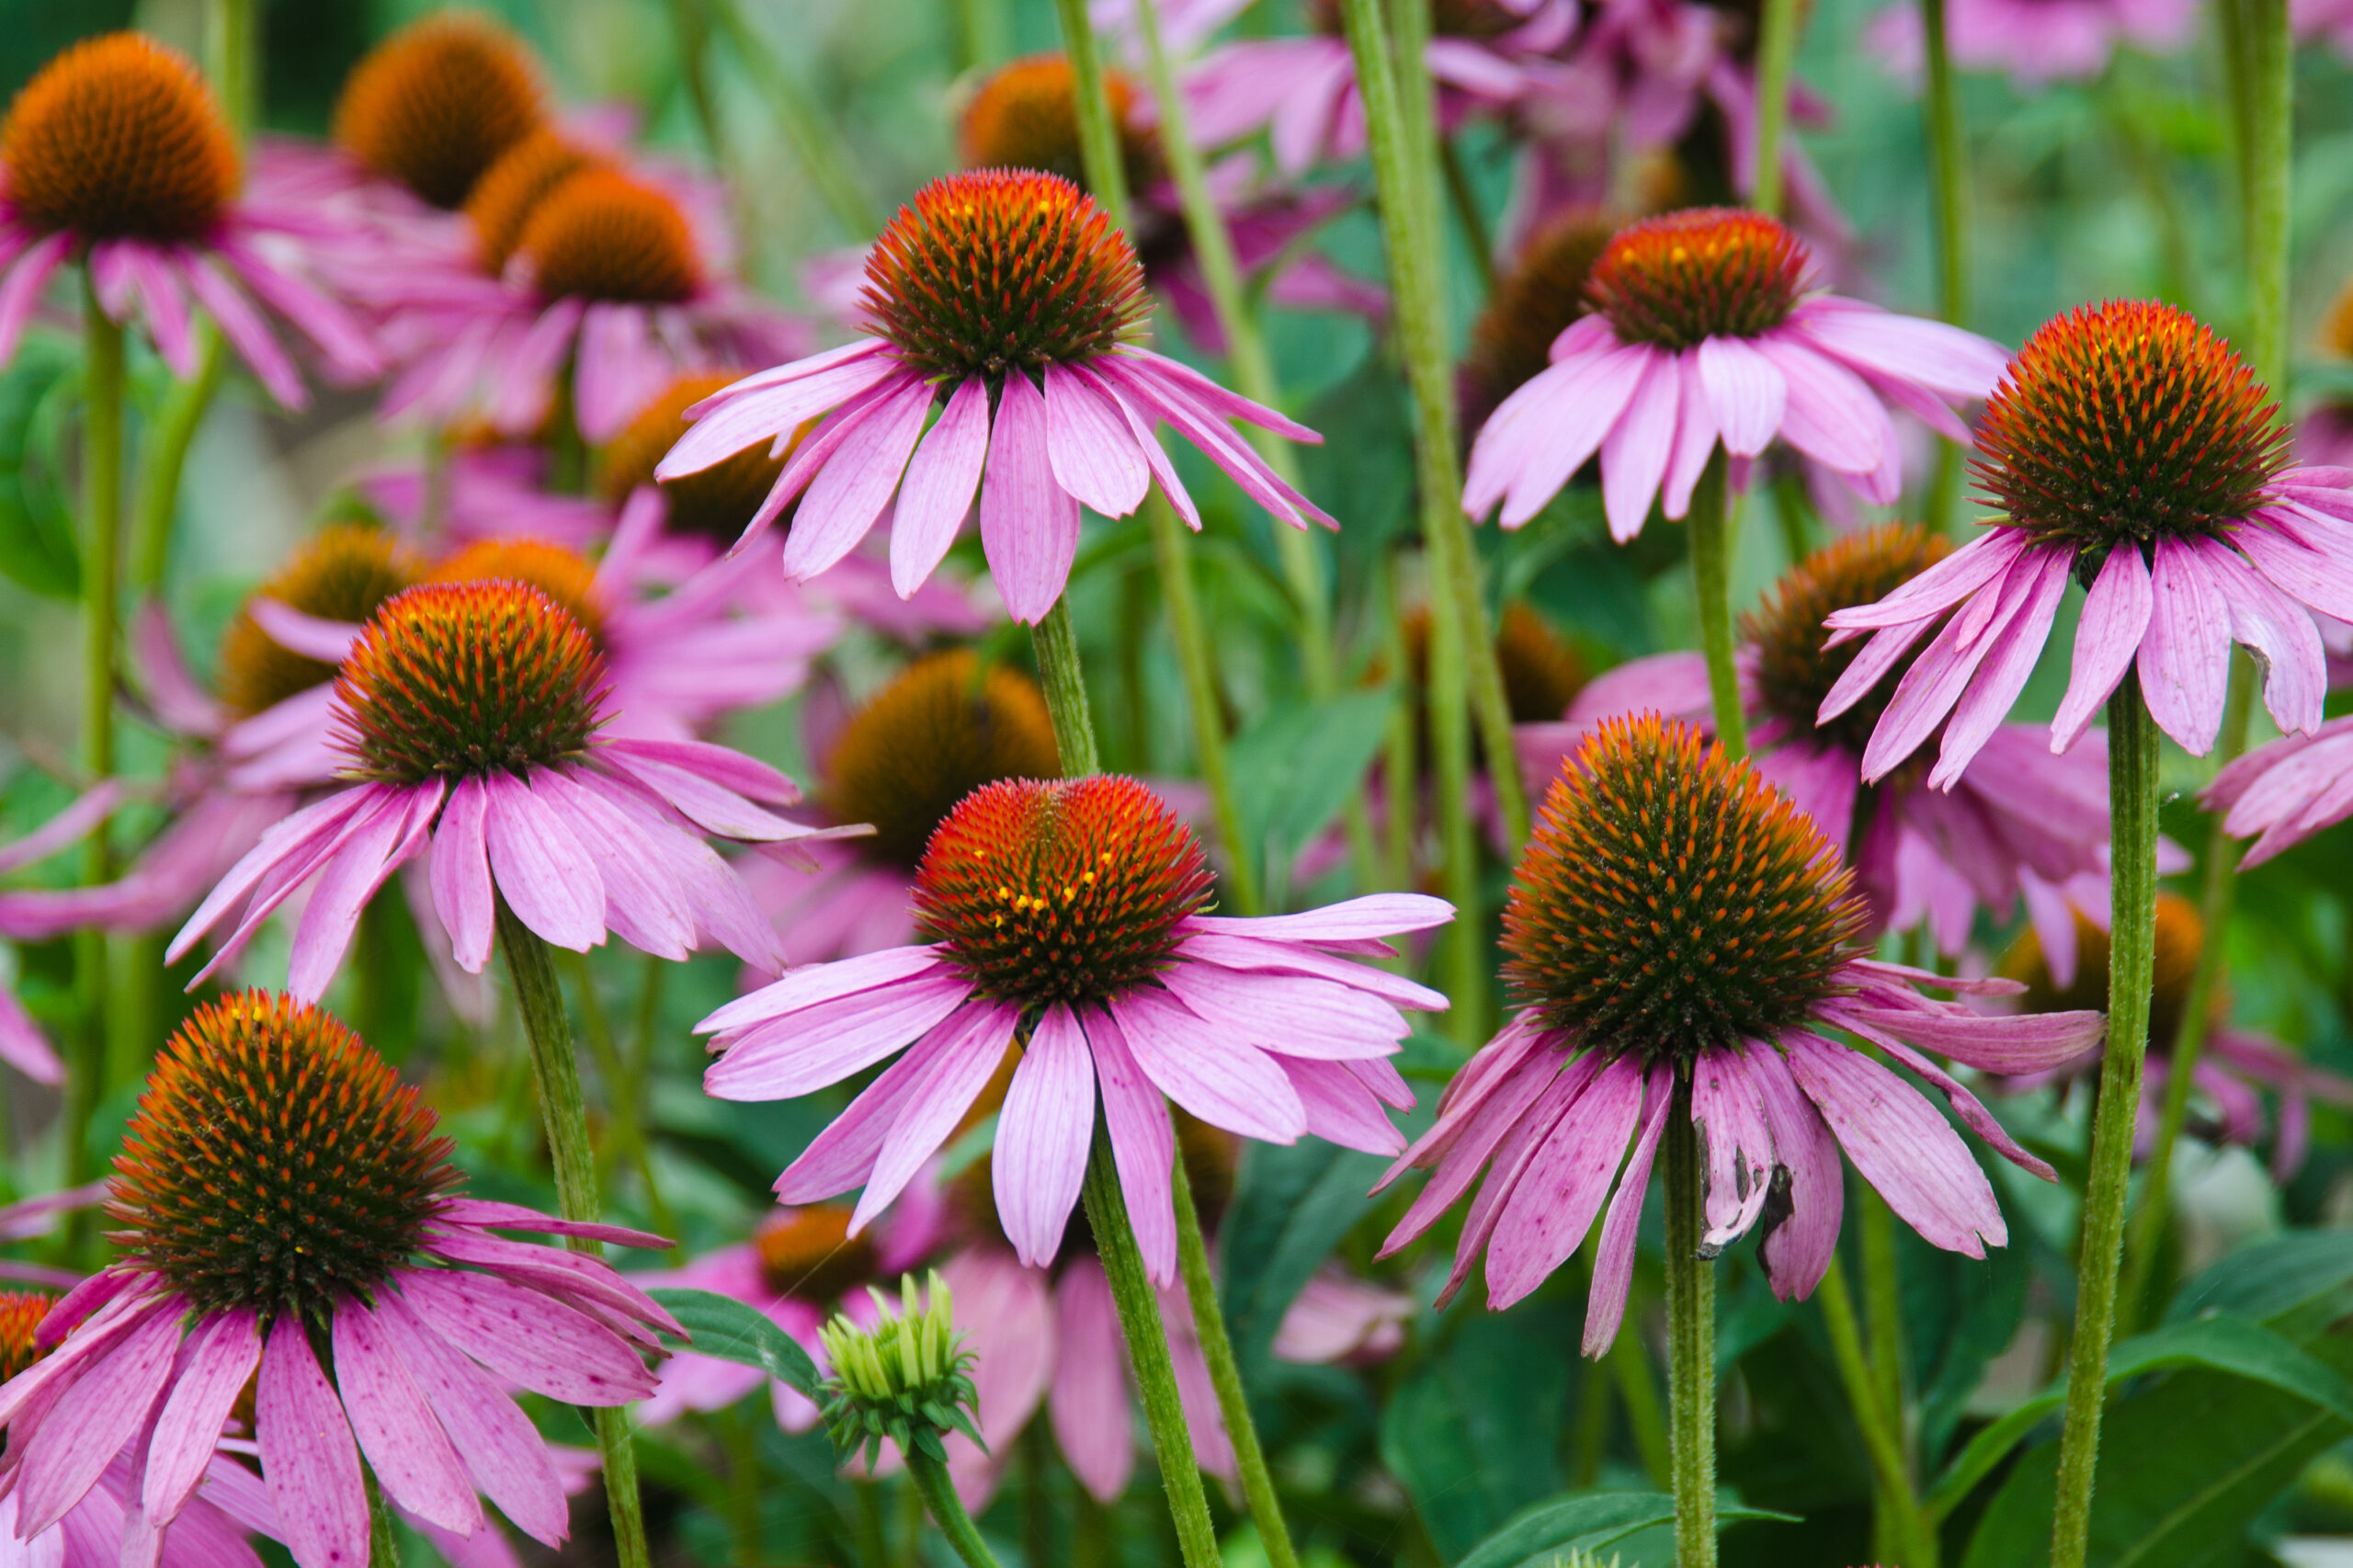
[466,127,603,274]
[1975,301,2288,560]
[1586,208,1808,350]
[958,55,1157,196]
[517,169,701,304]
[1745,524,1950,757]
[2002,892,2202,1056]
[332,579,606,785]
[861,168,1151,386]
[216,525,422,720]
[1504,714,1864,1062]
[600,371,792,542]
[1,33,236,243]
[827,652,1062,869]
[753,1204,879,1302]
[109,991,456,1322]
[0,1291,51,1383]
[333,14,542,209]
[1464,210,1614,420]
[914,775,1210,1011]
[427,537,607,647]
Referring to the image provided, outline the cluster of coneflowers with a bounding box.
[0,4,2344,1568]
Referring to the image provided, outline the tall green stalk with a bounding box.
[1688,452,1747,759]
[495,906,654,1568]
[2050,678,2159,1568]
[1032,599,1103,778]
[906,1450,1006,1568]
[131,333,222,594]
[1919,0,1967,535]
[1662,1092,1716,1568]
[1749,0,1802,216]
[1816,1256,1934,1568]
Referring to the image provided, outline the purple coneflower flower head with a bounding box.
[167,577,842,1000]
[330,12,545,213]
[1997,895,2353,1180]
[1377,716,2105,1347]
[697,772,1450,1283]
[1865,0,2195,88]
[745,651,1063,965]
[0,33,382,405]
[1523,526,2123,954]
[654,167,1331,625]
[0,993,680,1568]
[1825,301,2353,782]
[1464,207,2007,540]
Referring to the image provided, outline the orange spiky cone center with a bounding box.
[1,32,237,243]
[1744,523,1951,757]
[827,651,1062,869]
[109,991,457,1322]
[516,169,702,304]
[333,13,543,209]
[216,525,423,720]
[427,536,608,647]
[958,55,1158,197]
[1503,714,1864,1062]
[1586,207,1808,350]
[0,1290,51,1383]
[332,579,606,785]
[753,1204,881,1301]
[914,775,1211,1010]
[466,127,605,275]
[861,168,1150,385]
[1973,300,2288,563]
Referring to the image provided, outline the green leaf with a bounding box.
[1455,1489,1799,1568]
[1226,690,1396,880]
[2163,1230,2353,1333]
[649,1287,824,1401]
[1379,1308,1574,1561]
[1929,1315,2353,1518]
[1220,1137,1395,1377]
[0,339,82,601]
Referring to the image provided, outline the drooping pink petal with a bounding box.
[1786,299,2008,399]
[257,1313,369,1568]
[994,1004,1097,1267]
[1108,986,1307,1143]
[1746,1045,1844,1301]
[1438,1054,1603,1307]
[482,770,607,952]
[1695,334,1787,457]
[1486,1055,1646,1309]
[331,1300,481,1535]
[2137,535,2233,755]
[1582,1063,1672,1355]
[1082,1007,1179,1285]
[1156,963,1409,1060]
[1184,892,1453,946]
[1928,545,2069,789]
[1049,1261,1135,1503]
[182,254,305,410]
[657,345,897,480]
[1279,1056,1406,1154]
[699,945,947,1035]
[426,775,495,973]
[527,770,694,961]
[1864,1032,2058,1180]
[703,968,972,1100]
[1597,349,1681,541]
[1783,1031,2005,1258]
[781,375,934,582]
[288,780,443,1002]
[165,786,381,965]
[891,378,990,598]
[1822,528,2028,641]
[16,1301,182,1535]
[2052,542,2155,752]
[1824,999,2105,1074]
[597,738,801,806]
[0,232,72,365]
[1859,545,2063,783]
[139,1310,262,1540]
[2205,542,2325,737]
[1044,362,1152,517]
[856,1002,1022,1231]
[394,1271,654,1405]
[767,999,984,1202]
[1689,1047,1774,1252]
[1501,345,1654,528]
[1660,351,1722,520]
[1173,933,1448,1011]
[980,370,1081,624]
[1091,364,1199,528]
[435,1198,671,1251]
[1754,336,1888,477]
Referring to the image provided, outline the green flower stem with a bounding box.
[1150,495,1262,912]
[1749,0,1801,218]
[1081,1133,1225,1568]
[366,1469,403,1568]
[494,905,654,1568]
[1662,1088,1718,1568]
[563,952,677,1245]
[1380,563,1421,893]
[703,0,878,238]
[1031,598,1104,778]
[906,1449,1006,1568]
[1818,1241,1935,1568]
[1859,1187,1907,1451]
[2050,676,2160,1568]
[2239,0,2290,390]
[206,0,256,138]
[1919,0,1966,535]
[131,328,223,593]
[1171,1142,1302,1568]
[1688,450,1747,760]
[1608,1312,1672,1488]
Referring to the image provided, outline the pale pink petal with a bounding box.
[995,1004,1097,1267]
[891,378,989,597]
[258,1314,369,1568]
[1172,933,1448,1011]
[394,1272,653,1405]
[1928,546,2069,789]
[1864,1032,2059,1180]
[1787,299,2009,398]
[1783,1031,2004,1257]
[2137,535,2233,755]
[16,1303,181,1534]
[702,968,972,1100]
[139,1311,262,1539]
[980,370,1081,624]
[1582,1063,1672,1356]
[1083,1007,1179,1285]
[1660,351,1722,519]
[1109,986,1307,1143]
[331,1301,481,1534]
[1183,892,1453,945]
[1688,1047,1774,1252]
[2052,542,2154,752]
[782,376,934,582]
[182,255,305,409]
[1695,335,1787,456]
[1049,1261,1134,1503]
[856,1002,1022,1231]
[426,775,495,973]
[1279,1056,1405,1153]
[1822,528,2029,640]
[287,780,442,1002]
[0,233,71,365]
[1156,963,1409,1060]
[2206,543,2326,737]
[482,770,607,952]
[1600,349,1682,541]
[1746,1046,1844,1301]
[165,786,380,964]
[1754,337,1886,475]
[1044,362,1152,517]
[1438,1055,1602,1306]
[769,1005,980,1201]
[699,945,947,1034]
[1502,346,1654,528]
[1485,1055,1645,1309]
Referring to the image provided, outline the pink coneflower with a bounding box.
[0,993,679,1568]
[167,577,842,1001]
[1521,526,2121,953]
[1865,0,2196,87]
[745,652,1063,965]
[2205,713,2353,865]
[1825,301,2353,779]
[1377,716,2104,1341]
[654,168,1331,625]
[697,773,1449,1281]
[1463,208,2006,539]
[0,34,381,405]
[329,13,546,214]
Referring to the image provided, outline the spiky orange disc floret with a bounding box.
[914,775,1210,1010]
[1744,524,1950,758]
[2002,891,2202,1056]
[1503,715,1864,1062]
[466,127,603,274]
[109,991,457,1321]
[1973,301,2288,559]
[861,169,1151,385]
[1585,208,1808,351]
[516,168,701,304]
[333,579,606,785]
[0,1290,51,1383]
[216,525,423,720]
[1464,210,1614,417]
[426,537,607,646]
[332,14,543,209]
[753,1204,879,1301]
[1,33,236,243]
[828,651,1061,869]
[599,370,794,541]
[958,55,1156,196]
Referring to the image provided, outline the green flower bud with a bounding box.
[818,1271,986,1466]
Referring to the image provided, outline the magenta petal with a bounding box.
[1599,349,1681,542]
[892,377,990,597]
[1083,1007,1179,1285]
[1782,1031,2005,1258]
[1109,986,1307,1142]
[1928,546,2068,789]
[1747,1046,1844,1301]
[0,779,124,878]
[1439,1055,1601,1306]
[1049,1261,1135,1503]
[1279,1056,1406,1154]
[394,1271,654,1405]
[704,969,972,1100]
[1174,932,1448,1012]
[1156,963,1409,1060]
[257,1314,369,1568]
[2137,536,2233,755]
[483,770,607,952]
[1486,1055,1645,1309]
[331,1300,481,1534]
[426,775,495,973]
[1502,345,1653,528]
[288,780,442,1002]
[995,1005,1097,1268]
[2206,543,2326,737]
[856,1002,1022,1232]
[1754,336,1887,475]
[436,1197,670,1250]
[980,371,1082,624]
[769,1042,940,1203]
[139,1310,261,1538]
[1695,334,1787,457]
[782,375,934,582]
[1828,1000,2104,1074]
[658,344,894,479]
[1582,1063,1672,1356]
[184,255,305,410]
[1688,1047,1774,1251]
[2052,542,2154,752]
[1044,362,1152,517]
[1866,1032,2057,1180]
[16,1301,181,1535]
[0,232,71,365]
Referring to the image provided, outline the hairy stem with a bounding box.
[2051,676,2159,1568]
[366,1468,403,1568]
[906,1449,1005,1568]
[1688,451,1747,760]
[1919,0,1966,535]
[1664,1092,1717,1568]
[1031,598,1103,778]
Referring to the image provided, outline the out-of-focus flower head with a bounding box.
[1865,0,2196,89]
